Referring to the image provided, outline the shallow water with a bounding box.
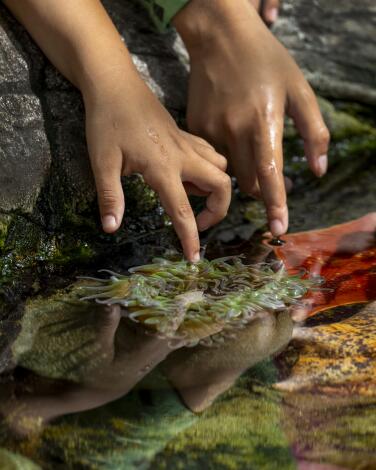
[0,215,375,470]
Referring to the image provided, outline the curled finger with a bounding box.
[182,155,232,232]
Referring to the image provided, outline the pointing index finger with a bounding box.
[156,176,201,263]
[252,117,288,236]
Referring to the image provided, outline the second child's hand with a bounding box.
[174,0,330,237]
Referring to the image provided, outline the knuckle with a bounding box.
[100,189,118,207]
[217,155,228,171]
[196,135,213,148]
[253,99,278,123]
[267,203,287,217]
[316,126,330,146]
[175,203,194,220]
[217,172,232,190]
[307,124,330,148]
[297,83,315,103]
[257,162,279,179]
[216,207,229,219]
[156,151,171,168]
[222,111,245,138]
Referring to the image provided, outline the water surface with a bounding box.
[0,215,375,470]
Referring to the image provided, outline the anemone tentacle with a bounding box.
[80,256,314,346]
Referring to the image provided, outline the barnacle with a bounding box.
[80,256,313,346]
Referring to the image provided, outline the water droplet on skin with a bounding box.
[267,160,277,173]
[147,126,159,144]
[138,364,152,375]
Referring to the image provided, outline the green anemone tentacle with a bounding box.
[80,256,313,346]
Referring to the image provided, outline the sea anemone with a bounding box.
[79,256,313,346]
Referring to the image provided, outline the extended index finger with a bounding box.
[156,176,201,263]
[252,117,288,236]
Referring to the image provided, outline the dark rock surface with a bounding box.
[274,0,376,104]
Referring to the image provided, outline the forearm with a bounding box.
[172,0,259,55]
[2,0,138,100]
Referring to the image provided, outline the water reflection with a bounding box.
[0,214,375,469]
[0,300,292,439]
[164,311,292,412]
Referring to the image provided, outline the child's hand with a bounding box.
[84,71,231,262]
[3,0,231,263]
[174,0,330,237]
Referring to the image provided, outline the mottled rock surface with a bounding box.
[274,0,376,104]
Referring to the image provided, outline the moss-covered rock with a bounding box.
[0,215,11,252]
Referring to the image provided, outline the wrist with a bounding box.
[173,0,258,57]
[78,51,140,106]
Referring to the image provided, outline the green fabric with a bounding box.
[138,0,189,32]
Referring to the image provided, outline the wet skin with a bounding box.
[173,0,330,237]
[3,0,328,260]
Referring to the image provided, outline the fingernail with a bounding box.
[268,7,278,23]
[192,251,201,263]
[102,215,118,232]
[270,219,284,237]
[317,154,328,177]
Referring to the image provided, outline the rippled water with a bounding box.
[0,215,375,470]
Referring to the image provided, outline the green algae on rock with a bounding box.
[80,256,312,347]
[0,448,41,470]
